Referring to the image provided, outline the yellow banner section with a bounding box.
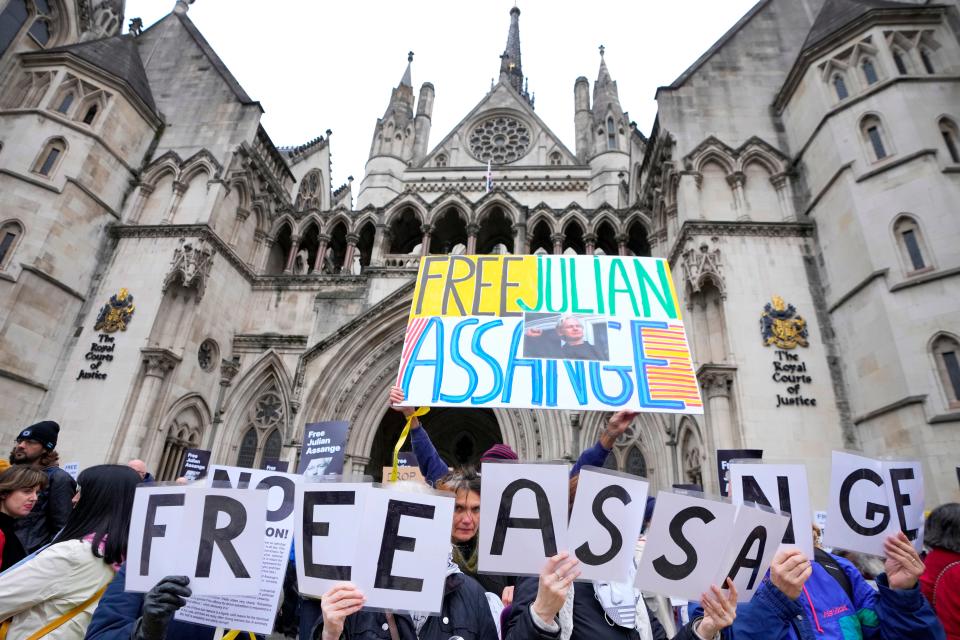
[411,255,538,318]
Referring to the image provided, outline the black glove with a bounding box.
[132,576,192,640]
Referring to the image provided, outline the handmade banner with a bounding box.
[823,451,924,556]
[478,462,569,576]
[567,467,649,583]
[180,449,211,481]
[298,421,349,479]
[397,255,703,413]
[126,486,267,595]
[63,461,80,481]
[174,466,302,635]
[728,462,813,560]
[717,449,763,497]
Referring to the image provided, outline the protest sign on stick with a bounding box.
[126,485,267,595]
[567,466,649,583]
[295,482,371,598]
[823,451,924,556]
[298,421,349,479]
[172,466,302,635]
[397,255,703,413]
[729,462,813,560]
[479,462,569,576]
[179,449,211,481]
[350,483,456,613]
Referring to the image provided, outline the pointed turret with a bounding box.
[588,45,629,157]
[368,52,417,162]
[498,6,533,107]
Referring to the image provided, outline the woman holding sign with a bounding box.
[0,464,140,639]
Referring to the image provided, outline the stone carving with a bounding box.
[293,248,309,275]
[468,116,531,164]
[94,288,136,333]
[163,238,214,302]
[680,237,723,297]
[761,296,809,349]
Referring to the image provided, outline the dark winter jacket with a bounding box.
[84,564,265,640]
[14,461,76,552]
[689,553,945,640]
[505,578,702,640]
[309,572,499,640]
[0,511,27,572]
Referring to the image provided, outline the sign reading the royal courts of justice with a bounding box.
[398,255,703,413]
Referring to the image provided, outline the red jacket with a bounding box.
[921,547,960,639]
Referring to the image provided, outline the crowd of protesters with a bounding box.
[0,408,955,640]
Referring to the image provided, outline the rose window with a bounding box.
[468,116,531,163]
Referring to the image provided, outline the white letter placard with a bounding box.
[634,491,737,601]
[126,485,267,595]
[294,482,371,598]
[824,451,924,556]
[351,484,455,614]
[715,503,790,602]
[479,462,569,577]
[729,462,813,560]
[567,467,649,583]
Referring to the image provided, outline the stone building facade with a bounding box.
[0,0,957,507]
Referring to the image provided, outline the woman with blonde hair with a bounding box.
[0,466,47,571]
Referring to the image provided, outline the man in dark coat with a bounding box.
[9,420,77,552]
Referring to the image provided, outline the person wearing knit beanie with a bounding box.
[479,443,518,463]
[16,421,60,451]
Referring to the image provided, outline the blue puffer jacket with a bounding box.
[84,564,265,640]
[690,554,944,640]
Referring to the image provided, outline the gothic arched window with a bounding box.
[861,58,879,85]
[262,429,282,463]
[435,153,447,167]
[939,118,960,164]
[606,117,616,150]
[920,48,935,74]
[0,0,54,57]
[932,335,960,408]
[860,115,890,161]
[81,103,98,125]
[892,49,908,75]
[549,151,562,166]
[55,92,74,114]
[833,74,849,100]
[625,446,647,477]
[0,220,24,270]
[33,137,66,176]
[680,422,704,487]
[893,215,931,274]
[296,169,322,210]
[237,427,258,468]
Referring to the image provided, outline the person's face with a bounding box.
[1,486,40,517]
[128,462,147,480]
[451,489,481,543]
[11,439,44,464]
[558,318,584,342]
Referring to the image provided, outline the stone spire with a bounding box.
[400,50,413,87]
[592,44,623,119]
[498,6,533,107]
[382,52,415,120]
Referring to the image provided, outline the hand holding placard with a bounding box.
[769,549,812,600]
[531,553,581,626]
[320,583,366,640]
[883,531,925,590]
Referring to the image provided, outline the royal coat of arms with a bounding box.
[760,296,808,349]
[94,288,136,333]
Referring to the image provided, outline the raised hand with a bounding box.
[884,532,925,590]
[600,410,638,449]
[769,549,812,600]
[531,552,580,625]
[321,583,366,640]
[697,579,738,638]
[388,385,415,419]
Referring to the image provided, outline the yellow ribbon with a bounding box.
[222,631,256,640]
[390,407,430,482]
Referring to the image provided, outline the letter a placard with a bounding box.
[126,486,267,595]
[567,467,649,583]
[479,462,569,576]
[824,451,924,556]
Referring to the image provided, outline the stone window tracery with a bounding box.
[468,116,531,164]
[297,169,322,209]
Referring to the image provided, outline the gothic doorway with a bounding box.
[366,406,502,479]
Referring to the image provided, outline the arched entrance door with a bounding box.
[367,407,502,479]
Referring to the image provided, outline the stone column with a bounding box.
[616,233,628,256]
[133,348,181,468]
[283,234,301,274]
[466,223,480,254]
[206,357,240,450]
[727,172,748,220]
[370,224,390,266]
[126,183,154,224]
[584,233,597,255]
[161,180,187,224]
[343,233,359,272]
[513,223,527,254]
[698,366,737,451]
[770,172,796,221]
[312,234,331,273]
[344,455,371,476]
[551,233,564,255]
[229,207,250,247]
[420,224,433,255]
[252,231,269,270]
